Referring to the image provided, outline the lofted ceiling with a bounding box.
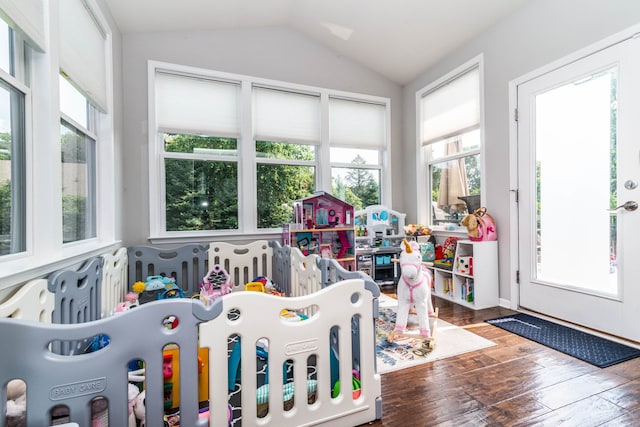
[105,0,529,85]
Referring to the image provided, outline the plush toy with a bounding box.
[461,214,480,239]
[5,379,26,427]
[133,389,146,427]
[127,383,140,427]
[461,207,497,241]
[388,240,434,342]
[133,390,170,427]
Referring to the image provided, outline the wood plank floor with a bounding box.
[361,291,640,427]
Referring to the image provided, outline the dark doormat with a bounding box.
[485,313,640,368]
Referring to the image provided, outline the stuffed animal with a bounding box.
[133,390,170,427]
[461,207,497,241]
[461,214,480,239]
[133,389,146,427]
[388,240,434,342]
[127,384,140,427]
[6,379,26,427]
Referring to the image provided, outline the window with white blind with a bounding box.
[417,57,483,226]
[0,0,116,286]
[148,62,390,238]
[154,72,241,233]
[253,87,320,229]
[330,97,387,209]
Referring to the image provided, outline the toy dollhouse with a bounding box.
[284,191,356,270]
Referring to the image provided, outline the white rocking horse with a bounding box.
[388,239,435,342]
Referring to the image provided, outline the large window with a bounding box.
[0,1,117,287]
[418,59,483,225]
[329,97,386,210]
[0,19,27,256]
[149,63,390,238]
[60,77,97,243]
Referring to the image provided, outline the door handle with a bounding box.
[608,201,638,212]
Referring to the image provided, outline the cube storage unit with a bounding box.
[429,240,498,310]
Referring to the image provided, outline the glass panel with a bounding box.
[164,158,238,231]
[256,164,314,229]
[60,75,88,128]
[430,154,480,224]
[165,133,237,156]
[332,167,380,210]
[0,20,12,76]
[330,147,379,165]
[61,122,96,243]
[535,67,617,294]
[256,141,315,161]
[0,82,25,255]
[428,129,480,161]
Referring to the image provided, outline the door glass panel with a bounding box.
[535,66,617,295]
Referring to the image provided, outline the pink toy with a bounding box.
[115,292,140,313]
[199,264,232,305]
[388,239,434,341]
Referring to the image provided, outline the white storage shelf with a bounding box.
[429,240,498,310]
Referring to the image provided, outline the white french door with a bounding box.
[517,35,640,342]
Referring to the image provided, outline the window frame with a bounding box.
[148,61,391,241]
[416,55,485,228]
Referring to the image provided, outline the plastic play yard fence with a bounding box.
[0,240,382,427]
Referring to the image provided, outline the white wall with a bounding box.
[120,26,403,246]
[403,0,640,303]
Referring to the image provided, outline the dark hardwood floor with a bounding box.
[361,291,640,427]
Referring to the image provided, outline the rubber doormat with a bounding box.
[486,313,640,368]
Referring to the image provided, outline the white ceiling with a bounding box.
[105,0,529,84]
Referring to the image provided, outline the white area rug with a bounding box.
[376,294,496,374]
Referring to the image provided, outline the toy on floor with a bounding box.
[115,292,140,313]
[388,239,434,342]
[133,275,184,304]
[198,264,231,305]
[332,370,362,399]
[5,379,26,427]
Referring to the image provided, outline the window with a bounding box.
[58,0,110,245]
[329,98,387,210]
[0,1,117,285]
[149,63,390,238]
[60,75,97,243]
[0,19,27,256]
[418,59,483,225]
[253,87,320,229]
[153,72,241,233]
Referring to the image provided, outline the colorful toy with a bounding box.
[133,275,183,304]
[199,264,231,305]
[456,256,473,275]
[115,292,140,313]
[388,239,434,342]
[332,370,362,399]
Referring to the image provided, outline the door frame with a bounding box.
[508,23,640,311]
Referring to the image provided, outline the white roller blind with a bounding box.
[421,67,480,145]
[59,0,108,112]
[253,87,320,144]
[155,72,240,137]
[329,98,386,149]
[0,0,45,51]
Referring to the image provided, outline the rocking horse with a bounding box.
[388,239,436,343]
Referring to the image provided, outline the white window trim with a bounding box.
[148,60,391,241]
[415,54,485,226]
